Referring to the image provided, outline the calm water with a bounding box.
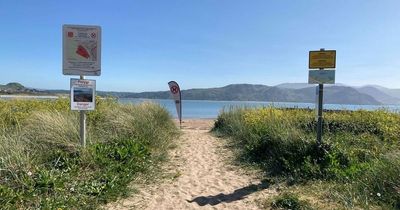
[119,98,400,119]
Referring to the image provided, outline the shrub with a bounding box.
[270,192,314,210]
[213,107,400,208]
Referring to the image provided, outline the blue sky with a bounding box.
[0,0,399,91]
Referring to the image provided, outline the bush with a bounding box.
[213,107,400,208]
[271,192,313,210]
[334,152,400,209]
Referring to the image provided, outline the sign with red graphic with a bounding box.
[168,81,182,124]
[171,86,179,94]
[63,24,101,76]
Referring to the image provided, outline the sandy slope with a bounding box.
[106,120,275,210]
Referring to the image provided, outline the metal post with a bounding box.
[179,100,182,128]
[317,83,323,144]
[316,48,325,144]
[79,75,86,147]
[179,87,182,129]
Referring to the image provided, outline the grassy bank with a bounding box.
[0,98,179,209]
[213,107,400,209]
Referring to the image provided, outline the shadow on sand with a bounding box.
[187,180,270,206]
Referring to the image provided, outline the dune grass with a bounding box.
[213,107,400,209]
[0,98,179,209]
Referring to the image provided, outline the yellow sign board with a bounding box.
[309,50,336,69]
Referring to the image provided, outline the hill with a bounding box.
[2,82,398,105]
[359,85,400,102]
[356,86,400,104]
[275,83,314,89]
[0,82,41,94]
[277,83,400,105]
[103,84,381,105]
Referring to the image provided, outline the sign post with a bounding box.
[79,76,86,147]
[308,48,336,144]
[316,83,323,144]
[63,24,101,147]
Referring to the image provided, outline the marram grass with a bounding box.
[213,107,400,209]
[0,98,179,209]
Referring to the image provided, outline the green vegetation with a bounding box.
[213,107,400,209]
[0,98,178,209]
[269,192,313,210]
[0,82,24,90]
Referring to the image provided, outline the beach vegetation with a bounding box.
[213,107,400,209]
[0,98,178,209]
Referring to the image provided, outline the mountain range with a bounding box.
[1,82,400,105]
[92,83,400,105]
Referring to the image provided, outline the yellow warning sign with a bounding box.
[309,50,336,69]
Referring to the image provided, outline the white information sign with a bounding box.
[63,25,101,76]
[70,79,96,110]
[308,70,335,84]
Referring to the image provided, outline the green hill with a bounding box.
[105,84,381,105]
[0,82,25,90]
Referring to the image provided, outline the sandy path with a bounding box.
[106,120,275,210]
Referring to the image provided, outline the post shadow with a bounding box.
[187,180,270,206]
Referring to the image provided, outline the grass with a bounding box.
[0,98,179,209]
[268,192,314,210]
[213,107,400,209]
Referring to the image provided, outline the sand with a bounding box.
[106,119,275,210]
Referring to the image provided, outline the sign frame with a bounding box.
[309,50,336,69]
[63,24,102,76]
[70,78,96,111]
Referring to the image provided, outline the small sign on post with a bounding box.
[308,70,335,84]
[70,79,96,111]
[308,49,336,145]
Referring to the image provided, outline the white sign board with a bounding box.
[70,79,96,110]
[308,70,335,84]
[63,25,101,76]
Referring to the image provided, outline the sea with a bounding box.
[2,95,399,119]
[119,98,400,119]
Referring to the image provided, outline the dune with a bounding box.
[106,119,275,210]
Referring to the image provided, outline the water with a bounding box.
[119,98,400,119]
[2,95,399,118]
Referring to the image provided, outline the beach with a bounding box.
[106,119,275,210]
